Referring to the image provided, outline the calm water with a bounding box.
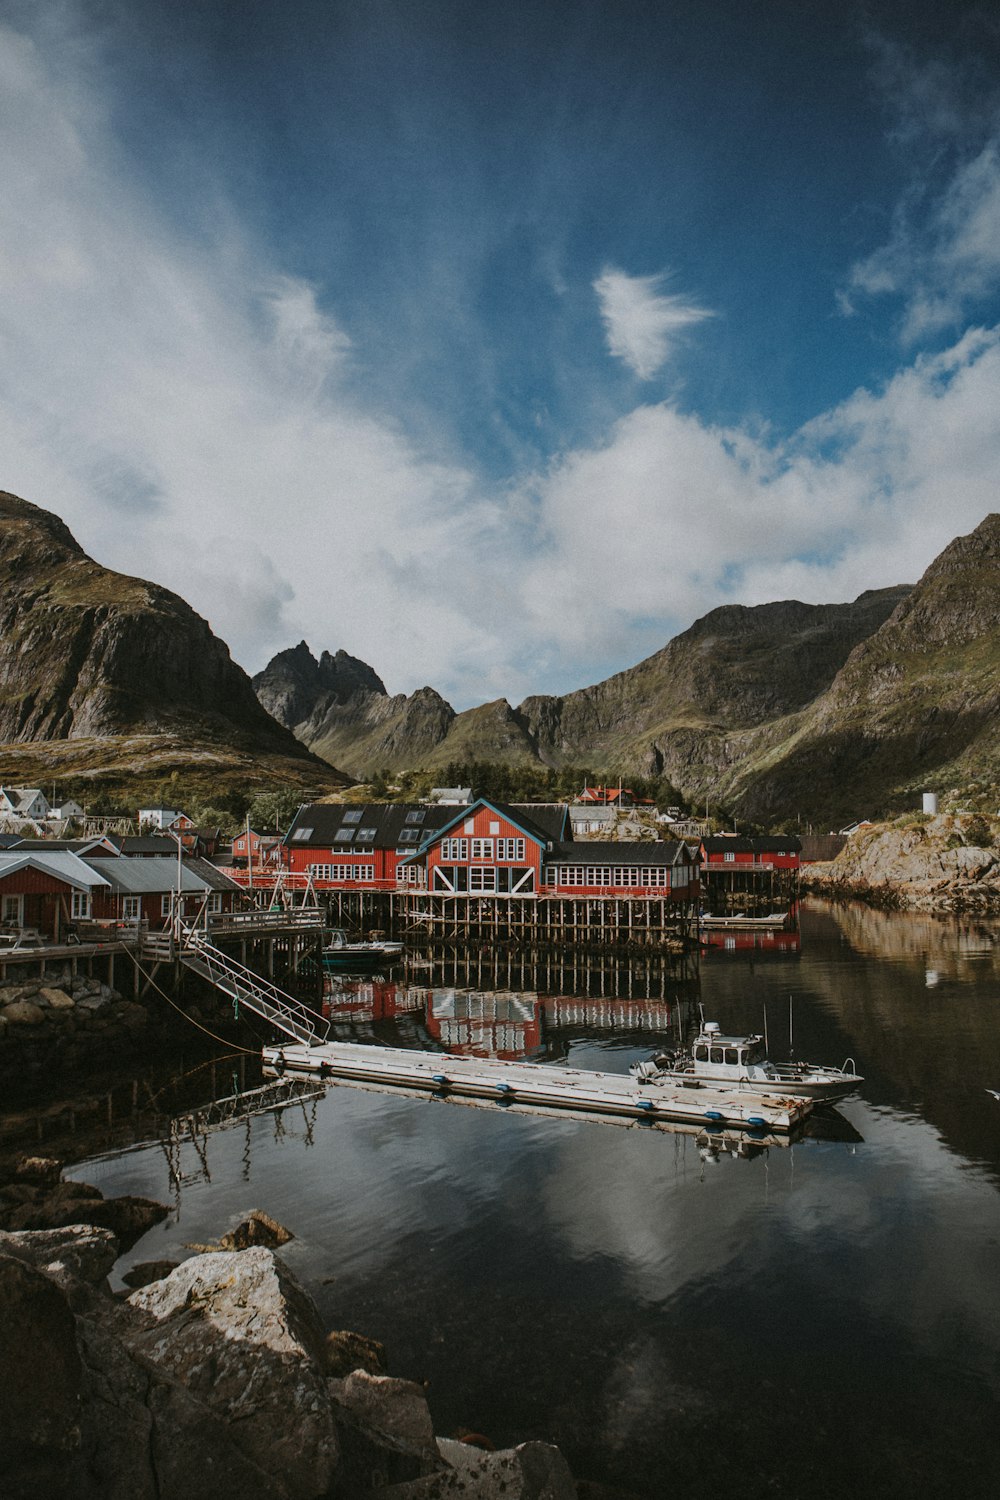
[69,900,1000,1499]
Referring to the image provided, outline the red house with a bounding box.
[282,803,455,891]
[699,835,801,872]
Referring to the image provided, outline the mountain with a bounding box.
[723,514,1000,821]
[0,491,347,799]
[257,585,911,795]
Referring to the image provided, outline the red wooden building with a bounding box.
[699,835,801,872]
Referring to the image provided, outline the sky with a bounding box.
[2,0,1000,708]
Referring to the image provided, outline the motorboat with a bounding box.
[630,1020,863,1103]
[321,928,404,969]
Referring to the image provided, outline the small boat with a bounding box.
[321,928,404,969]
[630,1020,863,1103]
[700,912,790,929]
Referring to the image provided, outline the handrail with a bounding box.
[178,929,328,1046]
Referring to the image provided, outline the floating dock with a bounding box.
[261,1041,812,1131]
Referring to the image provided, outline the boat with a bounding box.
[629,1020,863,1103]
[321,928,405,969]
[700,912,790,930]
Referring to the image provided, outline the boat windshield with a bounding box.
[745,1042,766,1065]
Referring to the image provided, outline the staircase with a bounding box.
[140,928,329,1047]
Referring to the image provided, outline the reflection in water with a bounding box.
[65,898,1000,1499]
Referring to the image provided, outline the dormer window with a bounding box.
[343,810,363,825]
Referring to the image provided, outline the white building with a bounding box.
[0,786,51,820]
[138,805,188,830]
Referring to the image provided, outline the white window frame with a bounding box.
[1,894,24,926]
[70,890,92,919]
[440,838,468,861]
[471,838,493,860]
[497,838,525,861]
[122,896,142,922]
[469,866,497,892]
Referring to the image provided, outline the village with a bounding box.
[0,781,807,965]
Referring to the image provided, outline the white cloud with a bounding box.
[843,40,1000,340]
[2,12,1000,715]
[594,267,712,380]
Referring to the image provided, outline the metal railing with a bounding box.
[174,930,328,1047]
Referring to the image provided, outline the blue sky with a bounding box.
[2,0,1000,706]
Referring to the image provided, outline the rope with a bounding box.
[127,951,259,1055]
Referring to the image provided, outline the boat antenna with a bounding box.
[762,999,769,1053]
[789,993,794,1060]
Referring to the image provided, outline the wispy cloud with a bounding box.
[594,268,713,379]
[841,37,1000,341]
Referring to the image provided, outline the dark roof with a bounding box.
[110,835,180,856]
[14,836,117,854]
[547,840,689,866]
[0,833,25,849]
[701,835,801,854]
[185,857,245,892]
[509,803,572,842]
[284,802,453,851]
[408,798,571,856]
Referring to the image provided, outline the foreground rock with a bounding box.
[0,1226,580,1499]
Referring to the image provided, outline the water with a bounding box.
[67,900,1000,1498]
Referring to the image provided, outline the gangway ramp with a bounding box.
[141,929,328,1046]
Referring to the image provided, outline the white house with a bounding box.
[0,787,51,820]
[49,800,85,821]
[138,805,188,830]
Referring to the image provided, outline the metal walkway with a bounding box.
[140,928,328,1047]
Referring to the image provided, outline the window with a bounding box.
[469,866,496,891]
[397,829,420,844]
[440,838,468,860]
[497,838,525,861]
[471,838,493,859]
[292,827,313,840]
[489,821,500,834]
[2,894,23,926]
[342,809,363,824]
[123,896,141,921]
[724,851,735,863]
[404,810,425,825]
[161,894,173,917]
[334,828,355,843]
[356,828,377,842]
[725,1048,739,1065]
[398,863,419,884]
[70,890,91,919]
[306,863,375,882]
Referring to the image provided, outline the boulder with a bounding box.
[219,1208,294,1250]
[381,1438,578,1498]
[0,1253,83,1490]
[39,987,75,1010]
[330,1368,437,1461]
[0,1225,118,1291]
[3,999,46,1025]
[324,1327,388,1377]
[14,1155,63,1185]
[126,1249,339,1495]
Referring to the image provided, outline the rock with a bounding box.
[121,1260,182,1290]
[220,1208,294,1251]
[382,1438,577,1498]
[324,1327,388,1377]
[331,1369,437,1461]
[3,999,47,1025]
[0,1226,118,1291]
[15,1155,63,1185]
[0,1253,84,1489]
[126,1248,339,1494]
[39,987,75,1010]
[77,1196,169,1252]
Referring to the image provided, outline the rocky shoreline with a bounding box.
[801,813,1000,914]
[0,1157,587,1500]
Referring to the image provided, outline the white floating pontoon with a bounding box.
[261,1040,812,1132]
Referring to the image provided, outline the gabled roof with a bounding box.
[15,836,118,855]
[284,802,453,851]
[80,856,226,896]
[547,840,689,866]
[0,851,111,890]
[402,799,571,861]
[108,835,180,856]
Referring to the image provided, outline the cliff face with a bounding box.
[724,514,1000,820]
[0,491,345,788]
[261,587,909,785]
